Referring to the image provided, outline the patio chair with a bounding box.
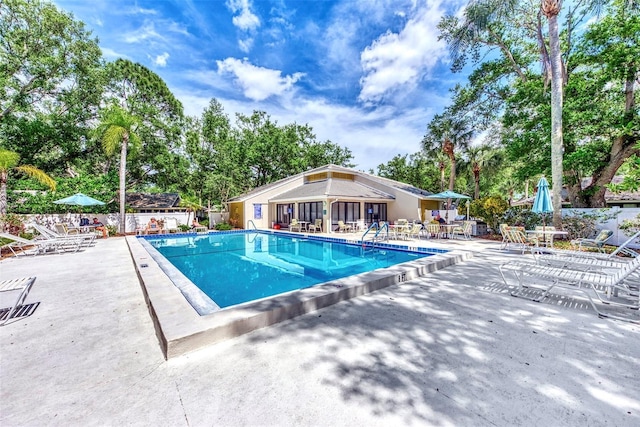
[499,224,509,249]
[499,257,640,323]
[534,226,556,247]
[425,223,442,239]
[452,221,473,240]
[308,218,322,233]
[164,217,179,233]
[401,223,423,240]
[0,277,36,326]
[289,219,302,232]
[505,228,539,254]
[337,220,351,233]
[571,229,613,253]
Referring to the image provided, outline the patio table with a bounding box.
[525,229,568,248]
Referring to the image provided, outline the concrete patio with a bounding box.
[1,234,638,426]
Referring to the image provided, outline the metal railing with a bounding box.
[360,221,389,247]
[246,220,257,230]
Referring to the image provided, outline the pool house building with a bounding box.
[227,164,442,233]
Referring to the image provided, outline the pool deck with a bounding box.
[1,233,639,426]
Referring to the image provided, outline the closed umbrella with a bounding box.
[532,177,553,219]
[532,177,553,243]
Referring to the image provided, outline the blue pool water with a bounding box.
[146,232,433,309]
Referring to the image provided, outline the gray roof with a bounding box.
[229,164,433,202]
[269,179,394,202]
[126,193,180,208]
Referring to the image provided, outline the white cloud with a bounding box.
[154,52,170,67]
[216,58,304,101]
[226,0,261,31]
[123,21,163,43]
[358,1,448,103]
[238,37,254,53]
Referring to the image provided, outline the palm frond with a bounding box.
[15,165,56,190]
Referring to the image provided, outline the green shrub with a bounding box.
[469,196,509,233]
[178,224,191,232]
[0,213,26,235]
[215,222,233,231]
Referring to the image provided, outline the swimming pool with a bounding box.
[130,231,468,358]
[145,231,433,310]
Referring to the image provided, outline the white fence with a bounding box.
[562,207,640,248]
[24,212,194,233]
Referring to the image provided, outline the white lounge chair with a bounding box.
[34,223,96,246]
[537,230,640,261]
[499,257,640,323]
[0,277,36,326]
[0,232,82,256]
[571,229,614,253]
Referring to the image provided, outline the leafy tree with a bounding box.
[97,105,140,234]
[375,152,439,191]
[0,149,55,216]
[0,0,104,175]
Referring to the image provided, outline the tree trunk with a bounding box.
[473,163,480,199]
[547,8,564,228]
[119,134,129,235]
[0,171,7,217]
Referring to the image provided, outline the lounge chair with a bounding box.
[535,230,640,262]
[308,219,322,233]
[499,257,640,323]
[34,223,95,246]
[0,277,36,326]
[289,219,302,232]
[571,229,613,253]
[0,232,82,256]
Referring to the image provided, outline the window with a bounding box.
[331,202,360,225]
[298,202,323,223]
[365,203,387,223]
[276,203,294,225]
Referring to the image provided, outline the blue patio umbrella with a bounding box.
[426,190,472,201]
[54,193,105,206]
[426,190,472,222]
[532,177,553,227]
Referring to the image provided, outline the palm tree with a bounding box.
[97,105,140,234]
[0,149,56,216]
[422,113,473,204]
[541,0,564,228]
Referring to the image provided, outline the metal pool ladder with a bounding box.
[246,220,257,230]
[360,222,389,250]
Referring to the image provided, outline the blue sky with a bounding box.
[55,0,468,171]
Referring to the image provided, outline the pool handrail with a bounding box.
[246,220,257,230]
[361,221,389,245]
